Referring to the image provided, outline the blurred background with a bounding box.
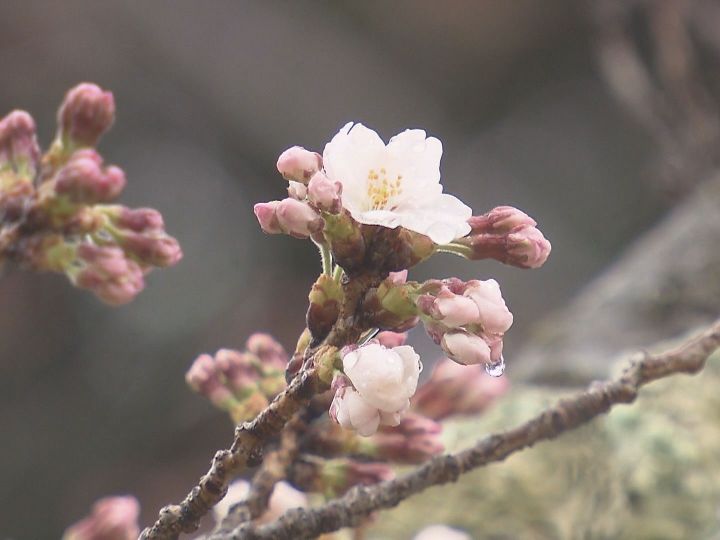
[2,1,720,538]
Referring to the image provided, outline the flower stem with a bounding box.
[435,242,472,258]
[332,264,344,283]
[316,241,333,276]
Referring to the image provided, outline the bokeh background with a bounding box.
[2,1,719,538]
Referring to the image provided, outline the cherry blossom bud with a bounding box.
[276,146,322,183]
[507,225,551,269]
[307,171,342,213]
[214,348,260,393]
[387,270,408,285]
[413,358,508,420]
[275,197,323,239]
[186,353,235,407]
[58,83,115,147]
[463,279,513,334]
[246,332,289,370]
[367,412,444,464]
[287,181,307,200]
[73,244,145,305]
[254,201,284,234]
[117,231,182,268]
[362,274,419,332]
[323,210,366,273]
[376,331,407,348]
[307,274,343,341]
[413,525,471,540]
[62,495,140,540]
[468,205,536,235]
[440,331,491,366]
[54,149,126,203]
[0,110,40,175]
[421,286,480,328]
[113,207,164,232]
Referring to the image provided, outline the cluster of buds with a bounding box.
[453,205,551,268]
[186,333,289,423]
[415,278,512,374]
[0,83,181,304]
[62,496,140,540]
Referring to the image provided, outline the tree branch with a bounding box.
[221,319,720,540]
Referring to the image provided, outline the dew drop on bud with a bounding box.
[484,355,505,377]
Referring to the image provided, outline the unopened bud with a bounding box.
[0,110,40,176]
[421,287,480,328]
[276,146,322,183]
[440,331,491,366]
[113,207,164,232]
[186,353,235,407]
[307,171,342,213]
[276,198,323,238]
[307,274,343,341]
[507,225,551,269]
[73,244,145,305]
[468,205,536,234]
[463,279,513,334]
[62,495,140,540]
[366,412,444,464]
[376,331,407,348]
[117,231,182,268]
[214,349,260,395]
[54,149,126,203]
[58,83,115,147]
[254,201,283,234]
[246,333,289,370]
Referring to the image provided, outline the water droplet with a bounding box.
[484,355,505,377]
[418,360,424,373]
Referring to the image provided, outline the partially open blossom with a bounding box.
[62,495,140,540]
[331,343,422,436]
[307,171,342,213]
[323,122,472,244]
[58,83,115,147]
[366,412,444,464]
[214,480,308,525]
[440,331,491,366]
[54,149,126,204]
[507,225,551,269]
[463,279,513,334]
[276,145,322,183]
[72,244,145,305]
[413,358,508,420]
[413,525,471,540]
[186,353,236,407]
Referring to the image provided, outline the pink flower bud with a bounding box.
[114,207,164,232]
[275,197,323,238]
[440,331,491,366]
[54,150,126,203]
[425,287,480,328]
[185,353,234,407]
[376,331,407,348]
[287,180,308,200]
[245,332,289,370]
[276,146,322,183]
[413,358,508,420]
[369,412,444,464]
[468,205,536,234]
[387,269,408,285]
[117,231,183,268]
[58,83,115,147]
[463,279,513,334]
[73,244,145,305]
[62,495,140,540]
[214,349,260,392]
[413,525,471,540]
[307,171,342,213]
[0,110,40,174]
[507,225,551,269]
[254,201,283,234]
